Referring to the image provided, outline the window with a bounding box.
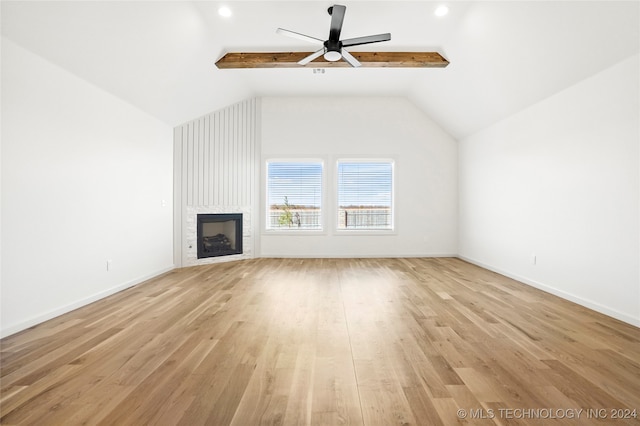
[337,160,393,230]
[266,161,323,230]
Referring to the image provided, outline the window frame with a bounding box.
[334,158,396,234]
[264,158,326,234]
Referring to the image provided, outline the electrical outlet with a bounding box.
[532,254,537,265]
[107,260,112,271]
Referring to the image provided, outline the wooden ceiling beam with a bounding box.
[215,52,449,69]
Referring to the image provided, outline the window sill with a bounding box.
[263,229,327,236]
[333,229,397,236]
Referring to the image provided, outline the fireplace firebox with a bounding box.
[197,214,242,259]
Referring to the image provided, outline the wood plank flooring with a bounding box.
[1,258,639,425]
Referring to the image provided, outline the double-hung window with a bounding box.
[337,160,394,230]
[266,161,323,230]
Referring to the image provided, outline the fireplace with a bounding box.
[197,213,243,259]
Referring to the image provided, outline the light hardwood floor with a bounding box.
[1,258,639,425]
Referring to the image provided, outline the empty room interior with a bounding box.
[1,1,639,425]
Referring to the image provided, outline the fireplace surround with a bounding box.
[197,213,243,259]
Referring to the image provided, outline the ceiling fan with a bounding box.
[215,4,449,69]
[276,4,389,68]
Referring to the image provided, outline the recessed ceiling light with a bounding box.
[434,5,449,17]
[218,6,232,18]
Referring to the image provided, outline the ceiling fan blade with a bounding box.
[342,33,391,47]
[298,48,325,65]
[328,5,346,41]
[276,28,324,45]
[341,49,361,67]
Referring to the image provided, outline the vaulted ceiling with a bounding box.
[2,1,638,139]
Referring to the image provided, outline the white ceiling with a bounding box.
[2,1,639,138]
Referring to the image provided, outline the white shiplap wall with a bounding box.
[174,98,260,266]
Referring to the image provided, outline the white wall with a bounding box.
[1,38,174,337]
[459,54,640,326]
[260,97,458,258]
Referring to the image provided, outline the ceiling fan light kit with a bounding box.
[215,4,449,70]
[323,50,342,62]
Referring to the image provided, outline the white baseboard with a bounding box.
[458,255,640,328]
[257,253,458,259]
[0,266,175,339]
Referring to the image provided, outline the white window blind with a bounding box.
[267,161,323,230]
[337,161,393,230]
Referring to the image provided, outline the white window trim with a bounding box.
[333,158,396,235]
[263,158,327,235]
